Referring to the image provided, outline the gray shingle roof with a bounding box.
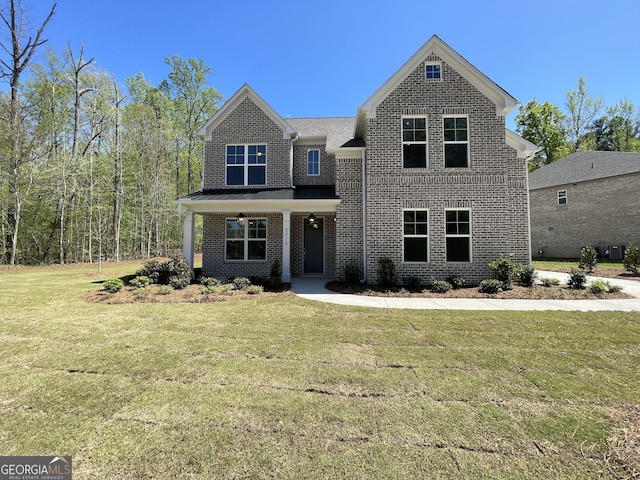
[286,117,357,150]
[528,151,640,190]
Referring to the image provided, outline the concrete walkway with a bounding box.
[291,271,640,311]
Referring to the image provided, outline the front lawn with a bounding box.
[0,261,638,479]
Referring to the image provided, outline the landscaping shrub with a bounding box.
[518,265,538,287]
[404,276,422,290]
[137,256,192,289]
[343,260,361,284]
[488,257,521,289]
[539,277,560,287]
[199,276,221,288]
[157,285,173,295]
[568,268,587,290]
[430,278,452,294]
[270,259,282,284]
[232,277,251,291]
[479,279,503,294]
[246,285,264,295]
[578,246,598,273]
[219,286,234,296]
[102,278,124,293]
[129,275,150,289]
[376,257,398,287]
[623,243,640,274]
[447,275,466,289]
[589,279,609,294]
[200,285,217,295]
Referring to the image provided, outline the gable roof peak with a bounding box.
[355,35,518,136]
[197,83,296,140]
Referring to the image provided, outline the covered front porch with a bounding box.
[178,188,340,282]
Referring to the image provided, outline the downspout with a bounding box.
[290,133,298,189]
[524,154,534,264]
[360,147,367,283]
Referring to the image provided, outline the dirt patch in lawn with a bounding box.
[326,281,633,300]
[606,404,640,478]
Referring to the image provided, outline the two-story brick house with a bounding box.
[177,35,538,285]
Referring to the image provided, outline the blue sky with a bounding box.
[19,0,640,130]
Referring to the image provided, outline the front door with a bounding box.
[304,218,324,274]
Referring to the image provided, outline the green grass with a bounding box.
[533,258,625,273]
[1,262,638,479]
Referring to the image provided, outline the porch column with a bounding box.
[281,210,291,282]
[183,210,195,270]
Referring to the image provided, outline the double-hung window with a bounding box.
[226,144,267,186]
[307,149,320,176]
[445,210,471,262]
[225,218,267,261]
[444,116,469,168]
[403,210,429,263]
[402,117,427,168]
[557,190,567,205]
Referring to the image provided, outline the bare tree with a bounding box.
[0,0,56,264]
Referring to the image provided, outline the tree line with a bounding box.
[516,76,640,171]
[1,0,222,265]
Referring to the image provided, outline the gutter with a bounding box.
[360,147,367,284]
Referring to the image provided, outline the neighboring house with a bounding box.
[177,35,538,285]
[528,151,640,259]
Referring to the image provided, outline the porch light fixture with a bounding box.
[236,213,246,224]
[307,213,319,229]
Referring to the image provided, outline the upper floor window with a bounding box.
[307,149,320,176]
[557,190,567,205]
[443,116,469,168]
[445,209,471,263]
[226,144,266,186]
[402,117,427,168]
[225,218,267,261]
[425,62,441,80]
[403,210,429,263]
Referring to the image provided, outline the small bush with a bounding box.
[518,265,538,287]
[168,274,190,290]
[269,259,282,284]
[232,277,251,291]
[479,279,503,294]
[200,285,217,295]
[137,256,192,288]
[404,276,422,290]
[376,257,398,287]
[343,260,361,284]
[246,285,264,295]
[623,243,640,274]
[578,246,598,273]
[608,284,623,293]
[430,278,452,294]
[199,276,221,287]
[157,285,173,295]
[568,268,587,290]
[102,277,124,293]
[539,277,560,287]
[219,286,234,296]
[129,275,150,289]
[589,279,609,294]
[447,275,466,289]
[488,257,521,289]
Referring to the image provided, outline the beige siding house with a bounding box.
[177,35,538,285]
[529,151,640,259]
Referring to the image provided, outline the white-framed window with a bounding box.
[225,218,267,261]
[425,62,442,80]
[443,116,469,168]
[445,209,471,263]
[403,210,429,263]
[402,116,427,168]
[557,190,567,205]
[307,149,320,176]
[226,144,267,186]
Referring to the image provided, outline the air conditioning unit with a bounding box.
[609,245,625,260]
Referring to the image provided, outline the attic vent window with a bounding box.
[425,62,441,80]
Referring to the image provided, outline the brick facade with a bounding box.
[530,173,640,258]
[183,36,532,285]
